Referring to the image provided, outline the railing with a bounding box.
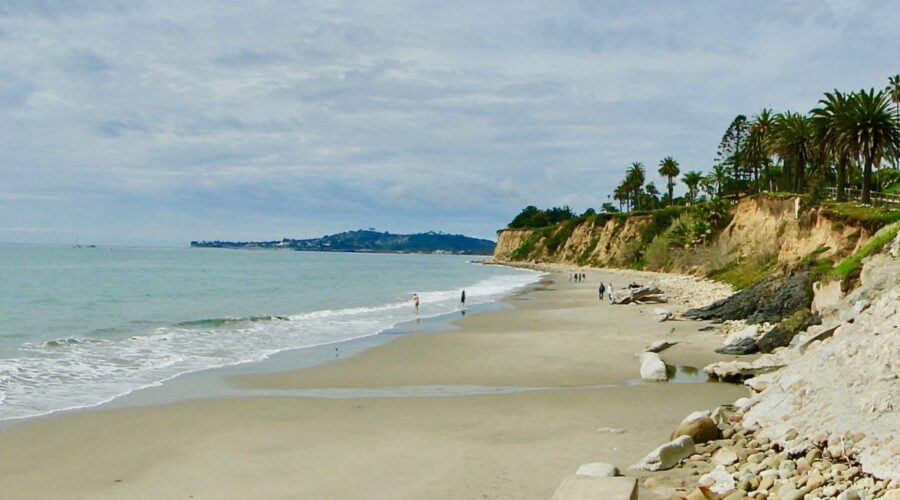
[823,187,900,207]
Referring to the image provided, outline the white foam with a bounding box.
[0,267,541,421]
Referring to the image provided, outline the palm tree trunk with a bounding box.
[667,178,674,206]
[836,157,847,202]
[861,157,873,204]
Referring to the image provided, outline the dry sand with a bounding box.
[0,270,747,499]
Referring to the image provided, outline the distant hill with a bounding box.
[191,230,496,255]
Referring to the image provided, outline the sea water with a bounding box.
[0,245,541,421]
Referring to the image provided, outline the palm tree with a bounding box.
[644,182,660,210]
[886,75,900,167]
[770,112,814,192]
[708,163,729,198]
[613,182,630,211]
[747,109,775,191]
[834,89,899,204]
[682,171,703,205]
[626,162,646,210]
[658,157,680,205]
[811,90,852,201]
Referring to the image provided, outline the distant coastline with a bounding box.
[191,229,496,255]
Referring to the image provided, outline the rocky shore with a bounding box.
[494,249,899,500]
[642,404,897,499]
[637,232,900,499]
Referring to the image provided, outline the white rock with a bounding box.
[630,435,695,472]
[734,397,753,412]
[645,340,677,353]
[639,352,668,382]
[722,325,759,347]
[575,462,619,478]
[699,465,736,495]
[837,490,861,500]
[653,307,671,322]
[711,447,739,466]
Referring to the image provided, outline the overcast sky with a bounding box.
[1,0,897,245]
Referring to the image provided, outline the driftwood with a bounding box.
[611,286,668,305]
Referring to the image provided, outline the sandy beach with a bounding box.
[0,270,747,499]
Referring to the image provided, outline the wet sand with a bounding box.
[0,271,746,499]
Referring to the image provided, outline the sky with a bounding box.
[1,0,898,246]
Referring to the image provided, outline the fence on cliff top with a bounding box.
[823,187,900,207]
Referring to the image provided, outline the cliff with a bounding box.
[492,195,874,274]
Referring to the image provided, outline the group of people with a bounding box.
[597,282,615,302]
[570,272,587,282]
[410,290,466,314]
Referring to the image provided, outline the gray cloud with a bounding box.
[0,0,898,245]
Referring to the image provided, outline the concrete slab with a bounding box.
[551,475,638,500]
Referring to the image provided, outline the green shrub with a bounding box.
[643,235,672,270]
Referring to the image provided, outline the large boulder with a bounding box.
[639,352,668,381]
[671,416,718,444]
[684,270,813,325]
[630,435,695,471]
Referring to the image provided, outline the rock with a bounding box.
[881,489,900,500]
[807,473,826,490]
[683,270,814,325]
[722,490,747,500]
[734,397,753,412]
[595,427,626,434]
[685,486,718,500]
[779,459,797,479]
[631,435,695,471]
[704,358,785,382]
[646,340,677,353]
[722,325,759,347]
[837,490,861,500]
[712,447,739,466]
[639,352,668,381]
[759,475,775,491]
[755,312,821,353]
[575,462,619,477]
[671,416,719,444]
[698,465,736,495]
[654,307,672,322]
[715,336,760,355]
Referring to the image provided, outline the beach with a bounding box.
[0,269,747,499]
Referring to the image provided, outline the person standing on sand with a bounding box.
[598,282,606,301]
[412,293,420,314]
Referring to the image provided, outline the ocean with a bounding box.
[0,245,540,421]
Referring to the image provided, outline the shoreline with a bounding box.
[0,268,747,499]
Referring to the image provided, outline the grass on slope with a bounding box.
[831,221,900,280]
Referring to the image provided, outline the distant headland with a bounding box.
[190,229,495,255]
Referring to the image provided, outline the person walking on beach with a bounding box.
[460,290,466,307]
[598,282,606,301]
[412,293,420,314]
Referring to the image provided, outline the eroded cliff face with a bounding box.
[717,196,870,263]
[492,215,651,265]
[492,195,873,272]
